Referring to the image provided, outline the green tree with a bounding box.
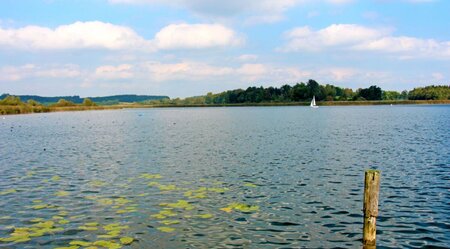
[82,98,96,106]
[0,95,22,105]
[307,79,322,99]
[408,85,450,100]
[358,85,382,100]
[342,88,354,100]
[53,99,76,107]
[291,83,308,101]
[382,91,401,100]
[27,99,41,106]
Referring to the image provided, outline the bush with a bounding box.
[27,99,41,106]
[82,98,96,106]
[52,99,76,107]
[0,95,22,105]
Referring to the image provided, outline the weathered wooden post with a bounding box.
[363,169,380,248]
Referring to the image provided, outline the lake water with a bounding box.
[0,106,449,249]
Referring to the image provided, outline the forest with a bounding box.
[145,81,448,105]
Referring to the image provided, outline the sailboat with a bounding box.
[310,96,318,108]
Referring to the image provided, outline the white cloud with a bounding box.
[282,24,388,51]
[141,61,233,81]
[0,21,152,50]
[109,0,297,17]
[86,61,312,85]
[154,23,243,50]
[109,0,352,24]
[0,21,242,51]
[106,0,439,26]
[95,64,134,80]
[325,68,358,81]
[280,24,450,59]
[0,64,81,81]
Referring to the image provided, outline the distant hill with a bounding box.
[0,94,169,105]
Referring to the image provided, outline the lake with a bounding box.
[0,105,449,248]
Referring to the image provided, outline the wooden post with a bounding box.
[363,169,380,248]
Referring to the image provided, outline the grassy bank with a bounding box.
[1,99,449,115]
[0,105,121,115]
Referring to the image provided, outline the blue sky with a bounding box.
[0,0,449,97]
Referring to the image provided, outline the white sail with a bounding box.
[310,96,318,108]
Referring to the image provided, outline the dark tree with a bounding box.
[358,85,382,100]
[307,79,323,100]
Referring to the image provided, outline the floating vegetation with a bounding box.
[151,209,178,219]
[69,215,86,220]
[158,184,178,191]
[0,188,16,195]
[92,240,122,249]
[120,237,134,245]
[96,197,133,210]
[55,190,70,197]
[21,171,35,180]
[220,203,260,213]
[51,175,61,181]
[103,223,129,231]
[158,220,180,225]
[159,200,194,210]
[96,198,113,205]
[89,180,107,187]
[30,218,44,223]
[78,222,99,231]
[58,219,70,225]
[69,240,92,246]
[243,183,258,188]
[116,208,137,214]
[184,190,207,199]
[98,230,121,239]
[139,173,162,179]
[30,204,56,210]
[195,214,214,219]
[0,169,267,248]
[54,246,80,249]
[147,182,179,191]
[0,220,63,243]
[184,187,229,199]
[156,226,175,233]
[208,187,229,193]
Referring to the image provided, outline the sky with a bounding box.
[0,0,449,98]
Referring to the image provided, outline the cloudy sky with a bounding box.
[1,0,449,97]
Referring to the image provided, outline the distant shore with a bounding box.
[1,100,449,115]
[147,99,450,108]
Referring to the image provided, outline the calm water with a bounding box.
[0,106,449,249]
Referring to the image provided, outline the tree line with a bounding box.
[2,81,449,110]
[0,96,98,115]
[0,94,169,105]
[147,80,448,105]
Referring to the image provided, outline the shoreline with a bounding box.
[1,100,449,115]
